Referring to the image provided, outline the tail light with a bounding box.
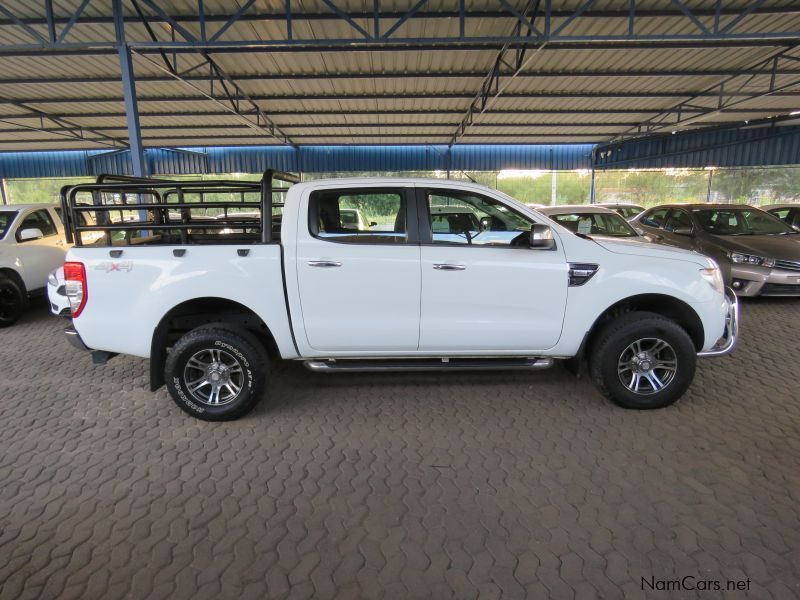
[63,262,87,318]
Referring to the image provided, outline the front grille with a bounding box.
[774,259,800,272]
[761,283,800,296]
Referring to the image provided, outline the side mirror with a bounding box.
[18,227,44,242]
[672,227,694,236]
[369,221,377,227]
[530,224,555,250]
[479,216,492,230]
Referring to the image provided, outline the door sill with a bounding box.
[303,357,554,373]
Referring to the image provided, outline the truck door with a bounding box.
[417,187,568,352]
[295,187,421,352]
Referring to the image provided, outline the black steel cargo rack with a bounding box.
[60,170,300,247]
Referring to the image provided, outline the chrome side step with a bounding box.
[303,357,554,373]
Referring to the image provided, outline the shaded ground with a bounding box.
[0,298,798,599]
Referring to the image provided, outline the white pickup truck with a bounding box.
[0,203,68,326]
[60,173,737,421]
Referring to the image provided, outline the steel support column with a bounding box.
[113,0,146,176]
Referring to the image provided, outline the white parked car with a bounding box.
[60,174,737,420]
[0,204,67,326]
[47,266,70,318]
[538,205,646,240]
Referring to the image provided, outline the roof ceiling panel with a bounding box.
[0,1,798,147]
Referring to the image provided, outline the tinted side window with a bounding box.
[641,208,669,229]
[771,208,790,222]
[17,209,57,241]
[665,209,693,232]
[425,190,534,247]
[309,189,407,244]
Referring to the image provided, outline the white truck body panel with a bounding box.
[66,177,731,364]
[71,245,297,359]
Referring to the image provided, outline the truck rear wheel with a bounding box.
[589,312,696,410]
[165,325,268,421]
[0,275,25,328]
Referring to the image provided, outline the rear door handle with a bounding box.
[433,263,466,271]
[308,260,342,268]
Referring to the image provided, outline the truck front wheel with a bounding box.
[165,325,268,421]
[589,312,696,410]
[0,275,25,328]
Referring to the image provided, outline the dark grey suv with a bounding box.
[632,204,800,297]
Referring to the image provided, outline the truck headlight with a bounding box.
[699,267,724,294]
[728,252,774,267]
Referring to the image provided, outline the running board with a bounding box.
[303,357,554,373]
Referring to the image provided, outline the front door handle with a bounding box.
[308,260,342,268]
[433,263,466,271]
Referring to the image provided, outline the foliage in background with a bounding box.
[5,166,800,207]
[5,177,94,205]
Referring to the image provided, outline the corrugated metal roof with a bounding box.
[0,1,799,153]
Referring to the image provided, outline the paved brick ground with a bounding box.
[0,298,798,600]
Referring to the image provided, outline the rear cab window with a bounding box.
[308,188,412,244]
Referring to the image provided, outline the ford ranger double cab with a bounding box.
[60,172,738,421]
[0,203,68,327]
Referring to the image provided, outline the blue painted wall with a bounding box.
[1,125,799,180]
[0,144,593,179]
[595,124,800,169]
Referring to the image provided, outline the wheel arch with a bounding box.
[0,267,26,296]
[586,293,705,355]
[149,297,278,391]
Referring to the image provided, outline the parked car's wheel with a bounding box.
[589,311,696,410]
[165,325,268,421]
[0,275,25,328]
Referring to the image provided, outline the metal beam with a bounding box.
[129,0,293,145]
[0,98,126,148]
[2,6,799,28]
[11,89,800,105]
[616,47,800,140]
[5,67,800,86]
[114,0,146,176]
[1,107,792,120]
[0,2,799,55]
[451,0,547,145]
[71,133,612,142]
[2,40,799,58]
[0,122,637,134]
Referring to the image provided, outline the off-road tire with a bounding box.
[589,311,696,410]
[165,325,268,421]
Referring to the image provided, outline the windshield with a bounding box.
[694,208,794,236]
[550,211,639,238]
[0,210,17,239]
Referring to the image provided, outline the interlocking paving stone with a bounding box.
[0,298,799,599]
